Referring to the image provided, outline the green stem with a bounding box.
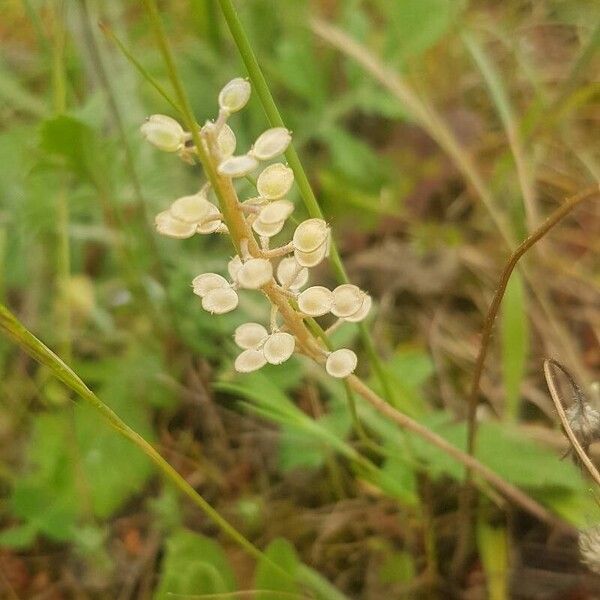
[215,0,395,405]
[0,304,268,567]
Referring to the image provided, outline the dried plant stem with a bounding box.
[347,375,568,530]
[466,185,599,455]
[448,184,599,575]
[544,359,600,488]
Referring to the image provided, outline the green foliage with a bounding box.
[154,529,237,599]
[254,538,302,599]
[501,272,529,420]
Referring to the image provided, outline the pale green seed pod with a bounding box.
[228,256,243,283]
[331,284,365,318]
[252,218,286,238]
[196,202,222,234]
[237,258,273,289]
[201,287,239,314]
[257,163,294,199]
[192,273,229,297]
[234,322,269,350]
[170,193,212,224]
[250,127,292,161]
[155,210,196,239]
[293,218,329,253]
[218,77,251,113]
[326,348,358,379]
[276,257,308,291]
[343,294,372,323]
[297,286,333,317]
[218,154,259,177]
[235,348,267,373]
[217,124,237,157]
[141,114,186,152]
[257,200,294,225]
[294,243,329,268]
[263,332,295,365]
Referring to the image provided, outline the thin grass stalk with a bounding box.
[0,304,273,570]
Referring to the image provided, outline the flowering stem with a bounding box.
[215,0,396,406]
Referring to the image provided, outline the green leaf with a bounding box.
[0,524,38,549]
[154,529,237,599]
[38,115,107,186]
[254,538,301,600]
[376,0,462,62]
[501,272,529,421]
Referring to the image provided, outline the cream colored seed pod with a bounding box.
[201,287,238,314]
[234,348,267,373]
[331,284,364,318]
[294,243,329,268]
[218,154,258,178]
[263,332,295,365]
[252,219,285,238]
[218,77,251,113]
[258,200,294,225]
[192,273,229,297]
[250,127,292,161]
[297,286,333,317]
[293,218,329,253]
[227,256,243,283]
[196,202,222,234]
[276,257,308,291]
[237,258,273,289]
[169,193,212,224]
[343,294,372,323]
[155,210,196,239]
[326,348,358,379]
[141,114,185,152]
[234,322,268,350]
[257,163,294,199]
[217,124,236,157]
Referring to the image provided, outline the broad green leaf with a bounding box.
[501,272,529,421]
[154,529,237,599]
[254,538,301,600]
[376,0,462,62]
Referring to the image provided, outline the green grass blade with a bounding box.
[0,303,268,567]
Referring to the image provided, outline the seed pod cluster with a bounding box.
[142,78,372,379]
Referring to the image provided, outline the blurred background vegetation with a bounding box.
[0,0,599,597]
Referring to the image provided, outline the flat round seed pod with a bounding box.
[250,127,292,160]
[155,210,196,239]
[196,203,222,234]
[201,287,238,314]
[218,154,258,178]
[331,284,364,318]
[218,78,251,113]
[343,294,372,323]
[257,163,294,199]
[170,193,212,223]
[252,218,285,238]
[263,332,295,365]
[294,243,328,268]
[293,218,329,253]
[297,286,333,316]
[234,348,267,373]
[276,257,308,291]
[326,348,358,379]
[258,200,294,225]
[192,273,229,297]
[234,322,269,350]
[141,114,185,152]
[237,258,273,289]
[217,124,236,157]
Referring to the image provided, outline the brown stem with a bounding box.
[347,374,571,531]
[466,184,599,456]
[544,359,600,488]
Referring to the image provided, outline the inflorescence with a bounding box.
[141,78,371,379]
